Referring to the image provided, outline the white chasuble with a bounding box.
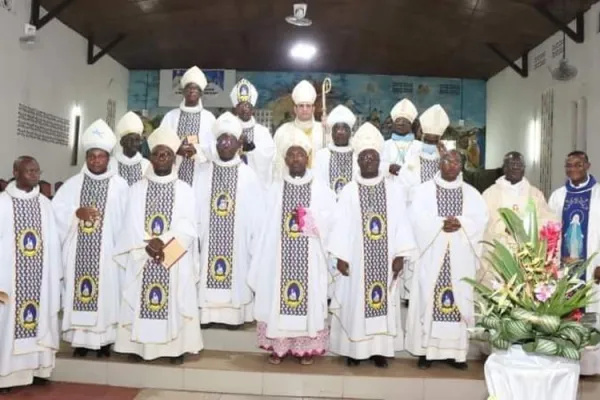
[160,103,217,187]
[396,151,440,302]
[196,157,264,325]
[382,139,422,169]
[405,173,488,362]
[248,172,336,339]
[481,177,557,286]
[272,120,325,180]
[328,176,415,359]
[111,151,151,186]
[114,170,203,360]
[239,118,275,190]
[549,182,600,375]
[0,183,61,388]
[52,166,128,349]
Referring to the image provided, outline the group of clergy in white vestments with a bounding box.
[3,65,600,392]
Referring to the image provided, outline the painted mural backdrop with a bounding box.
[128,70,487,167]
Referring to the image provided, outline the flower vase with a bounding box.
[485,345,579,400]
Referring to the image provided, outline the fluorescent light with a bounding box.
[290,42,317,61]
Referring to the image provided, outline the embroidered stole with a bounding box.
[420,157,439,183]
[278,181,312,330]
[358,181,390,335]
[118,162,143,186]
[136,181,175,343]
[431,184,463,339]
[560,176,596,281]
[71,176,110,327]
[12,196,45,354]
[176,111,202,186]
[328,150,353,196]
[205,164,239,304]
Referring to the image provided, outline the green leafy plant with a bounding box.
[464,199,600,360]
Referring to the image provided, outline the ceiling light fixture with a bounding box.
[290,42,317,61]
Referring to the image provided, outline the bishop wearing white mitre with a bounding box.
[112,111,151,186]
[196,112,263,328]
[230,78,275,190]
[273,80,325,180]
[160,66,217,188]
[114,126,203,364]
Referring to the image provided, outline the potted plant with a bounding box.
[465,200,600,400]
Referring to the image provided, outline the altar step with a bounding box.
[51,349,490,400]
[200,322,484,360]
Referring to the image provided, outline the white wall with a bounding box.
[486,1,600,192]
[0,1,129,184]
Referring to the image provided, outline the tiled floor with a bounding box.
[3,384,339,400]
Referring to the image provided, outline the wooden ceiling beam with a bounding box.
[486,43,529,78]
[30,0,78,30]
[88,33,127,65]
[533,5,584,43]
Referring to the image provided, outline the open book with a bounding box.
[161,238,187,270]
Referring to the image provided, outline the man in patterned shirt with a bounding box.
[328,122,416,368]
[114,126,202,364]
[0,156,61,393]
[160,66,217,188]
[53,119,129,358]
[396,104,450,304]
[230,78,275,190]
[112,111,151,186]
[196,112,263,329]
[405,150,488,370]
[248,124,336,366]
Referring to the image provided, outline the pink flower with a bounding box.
[540,221,561,259]
[545,262,559,279]
[568,309,584,322]
[534,283,556,303]
[296,206,320,237]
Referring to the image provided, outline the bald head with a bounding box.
[503,151,525,184]
[13,156,36,172]
[13,156,40,192]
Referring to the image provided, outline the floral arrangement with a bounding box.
[465,200,600,360]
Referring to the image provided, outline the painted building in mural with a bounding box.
[128,70,486,167]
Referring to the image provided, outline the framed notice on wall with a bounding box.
[158,69,236,108]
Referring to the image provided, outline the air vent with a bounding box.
[552,39,564,58]
[392,82,414,94]
[439,83,461,96]
[534,51,546,70]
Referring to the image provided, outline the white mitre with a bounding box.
[82,119,117,153]
[279,124,312,156]
[230,79,258,107]
[327,105,357,131]
[390,98,418,123]
[147,126,181,153]
[291,80,317,105]
[352,122,384,154]
[213,111,242,139]
[181,66,208,91]
[116,111,144,137]
[419,104,450,136]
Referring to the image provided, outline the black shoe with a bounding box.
[200,323,214,330]
[371,355,388,368]
[225,324,242,331]
[97,345,111,358]
[73,347,89,358]
[346,357,360,367]
[0,388,11,395]
[417,356,432,370]
[32,377,50,386]
[170,355,184,365]
[448,360,468,370]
